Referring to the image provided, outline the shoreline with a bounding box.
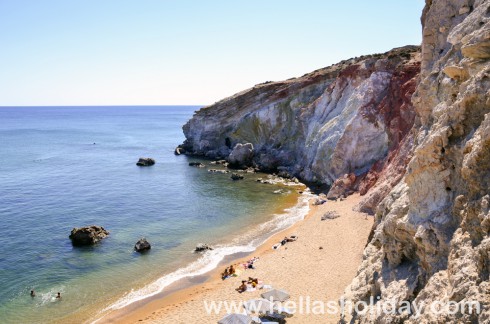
[97,193,373,324]
[81,182,309,324]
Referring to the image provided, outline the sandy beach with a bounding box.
[99,193,373,324]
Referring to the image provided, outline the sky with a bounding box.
[0,0,425,106]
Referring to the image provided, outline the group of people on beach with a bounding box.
[236,277,262,293]
[221,256,260,280]
[221,264,237,279]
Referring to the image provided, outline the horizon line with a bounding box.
[0,104,207,108]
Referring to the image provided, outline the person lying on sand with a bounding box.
[242,258,257,269]
[248,277,259,287]
[236,280,247,293]
[281,236,298,245]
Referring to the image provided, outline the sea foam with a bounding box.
[100,191,311,315]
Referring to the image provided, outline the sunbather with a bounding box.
[221,267,230,280]
[236,280,247,293]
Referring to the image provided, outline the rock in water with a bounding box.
[174,146,186,155]
[227,143,254,168]
[231,173,244,180]
[188,162,205,168]
[136,158,155,166]
[69,225,109,246]
[134,238,151,252]
[194,243,213,252]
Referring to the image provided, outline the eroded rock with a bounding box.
[231,173,244,180]
[136,158,155,166]
[227,143,254,168]
[134,238,151,252]
[69,225,109,246]
[194,243,213,252]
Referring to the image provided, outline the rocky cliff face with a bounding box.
[182,46,420,212]
[342,0,490,322]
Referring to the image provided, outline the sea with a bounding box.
[0,106,309,323]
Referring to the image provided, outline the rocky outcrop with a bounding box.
[194,243,213,253]
[327,173,358,200]
[342,1,490,322]
[227,143,254,168]
[69,225,109,246]
[182,47,420,206]
[174,145,186,155]
[136,158,155,166]
[188,162,205,168]
[230,173,244,180]
[134,238,151,252]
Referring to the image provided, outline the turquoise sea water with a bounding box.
[0,106,307,323]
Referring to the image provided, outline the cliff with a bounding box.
[182,46,420,212]
[342,0,490,322]
[181,0,490,321]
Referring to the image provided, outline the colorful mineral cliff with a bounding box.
[182,46,421,211]
[343,0,490,322]
[181,0,490,321]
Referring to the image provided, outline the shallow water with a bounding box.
[0,106,306,323]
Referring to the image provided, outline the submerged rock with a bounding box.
[231,173,244,180]
[69,225,109,246]
[194,243,213,252]
[208,169,229,174]
[134,238,151,252]
[136,158,155,166]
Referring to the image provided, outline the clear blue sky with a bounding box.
[0,0,425,106]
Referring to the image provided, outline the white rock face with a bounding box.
[342,1,490,322]
[227,143,254,167]
[182,47,420,190]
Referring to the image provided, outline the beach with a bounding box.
[99,193,373,324]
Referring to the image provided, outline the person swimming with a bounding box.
[30,290,35,297]
[55,292,61,299]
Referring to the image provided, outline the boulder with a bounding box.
[134,238,151,252]
[227,143,254,168]
[69,225,109,246]
[231,173,244,180]
[194,243,213,252]
[313,198,326,205]
[174,146,186,155]
[326,173,357,200]
[136,158,155,166]
[277,170,292,179]
[321,211,340,220]
[188,162,205,168]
